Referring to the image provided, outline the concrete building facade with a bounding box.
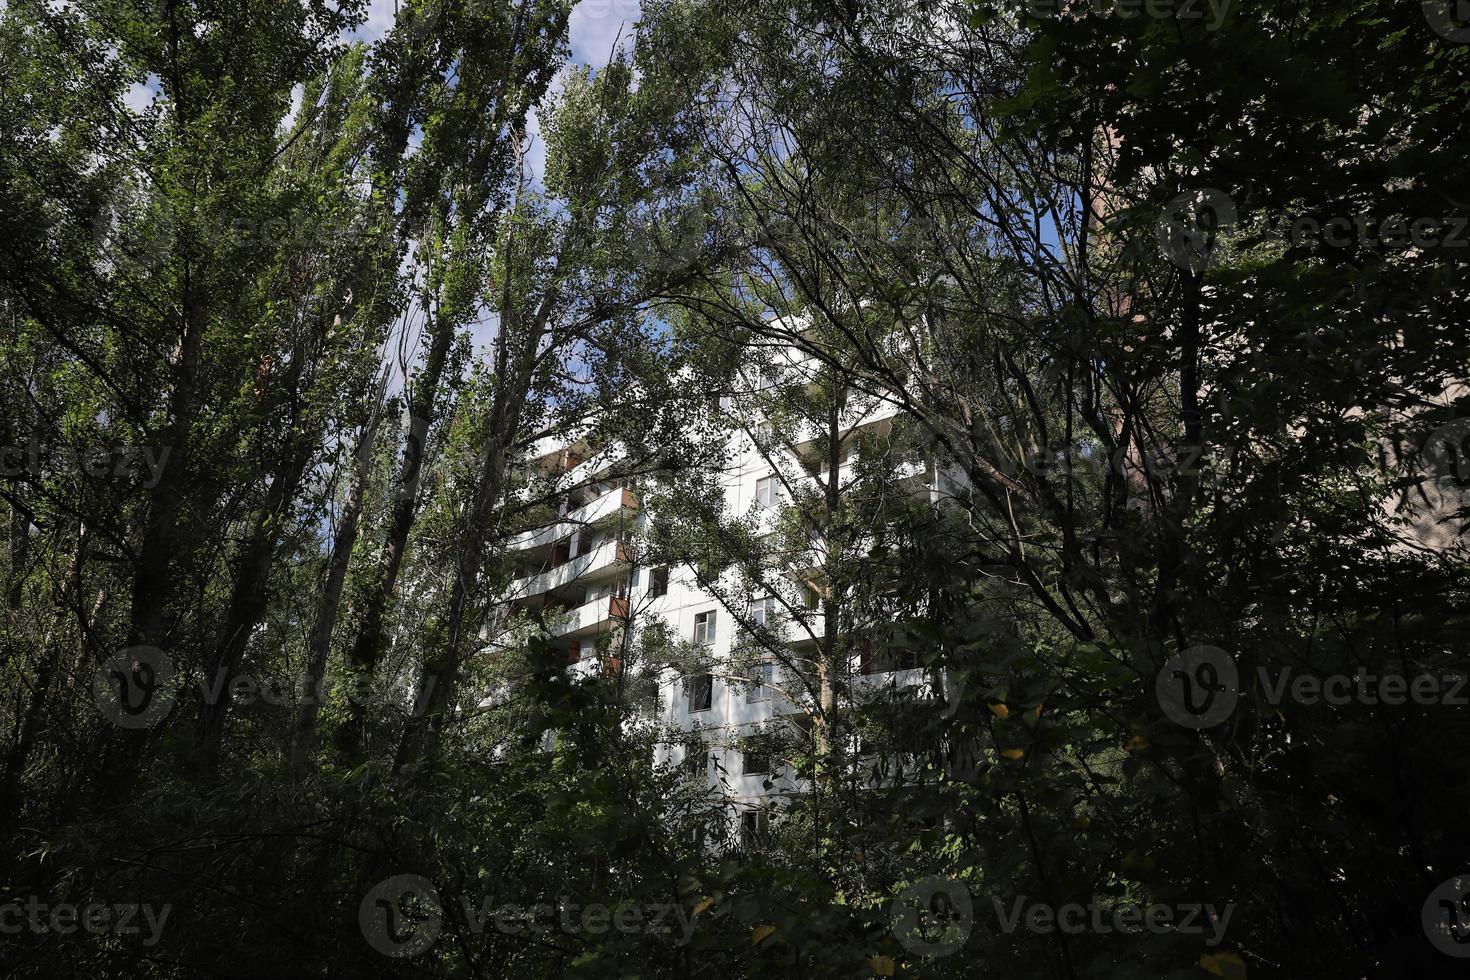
[496,338,945,841]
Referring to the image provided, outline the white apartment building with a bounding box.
[497,339,947,843]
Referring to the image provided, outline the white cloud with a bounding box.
[568,0,639,67]
[347,0,399,42]
[123,74,159,113]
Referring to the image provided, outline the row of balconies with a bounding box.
[505,460,640,663]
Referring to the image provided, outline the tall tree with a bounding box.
[336,0,573,764]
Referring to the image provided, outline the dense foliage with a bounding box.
[1,0,1466,977]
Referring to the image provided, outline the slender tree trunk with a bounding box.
[290,379,387,775]
[7,503,27,611]
[2,542,102,830]
[2,630,60,829]
[128,294,204,651]
[393,282,556,770]
[194,318,330,757]
[815,401,841,758]
[338,307,454,759]
[5,641,57,825]
[195,448,312,755]
[393,437,511,769]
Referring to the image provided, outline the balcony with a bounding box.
[784,613,827,648]
[561,445,625,494]
[507,441,616,506]
[788,399,904,452]
[891,458,931,486]
[549,595,631,638]
[506,486,638,555]
[508,538,631,603]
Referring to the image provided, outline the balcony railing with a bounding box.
[788,399,903,450]
[549,594,631,638]
[506,486,638,554]
[561,446,625,494]
[508,538,630,602]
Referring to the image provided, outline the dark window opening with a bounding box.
[742,736,772,775]
[682,737,707,777]
[741,809,769,849]
[649,566,669,597]
[687,673,713,712]
[859,639,921,674]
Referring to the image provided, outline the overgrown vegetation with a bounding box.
[2,0,1467,976]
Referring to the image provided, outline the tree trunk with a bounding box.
[392,437,510,769]
[127,294,204,651]
[338,308,455,760]
[290,379,387,776]
[195,447,312,756]
[2,543,102,830]
[393,283,557,770]
[7,501,27,611]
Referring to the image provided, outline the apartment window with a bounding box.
[648,566,669,598]
[755,476,778,509]
[686,673,713,712]
[693,610,717,645]
[802,584,821,610]
[746,659,776,703]
[682,737,707,777]
[740,809,769,849]
[742,738,771,775]
[749,596,777,627]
